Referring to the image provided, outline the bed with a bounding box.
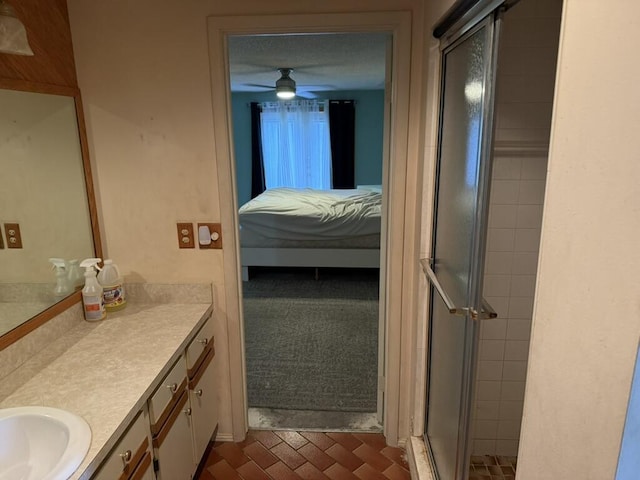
[238,187,382,280]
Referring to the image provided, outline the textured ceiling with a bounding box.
[228,33,389,94]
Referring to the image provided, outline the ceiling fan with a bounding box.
[243,68,334,99]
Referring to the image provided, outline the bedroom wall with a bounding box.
[472,0,562,457]
[231,90,385,206]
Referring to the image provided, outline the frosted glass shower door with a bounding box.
[424,14,499,480]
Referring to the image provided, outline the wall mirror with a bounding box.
[0,85,101,349]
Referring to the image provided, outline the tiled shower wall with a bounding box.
[471,0,562,456]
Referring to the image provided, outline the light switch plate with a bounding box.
[197,223,222,249]
[5,223,22,249]
[176,223,195,249]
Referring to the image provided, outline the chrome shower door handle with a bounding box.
[420,258,469,316]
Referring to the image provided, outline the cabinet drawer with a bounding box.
[149,355,187,434]
[91,411,150,480]
[186,317,214,376]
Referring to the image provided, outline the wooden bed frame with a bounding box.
[241,247,380,281]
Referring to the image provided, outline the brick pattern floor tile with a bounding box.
[196,430,410,480]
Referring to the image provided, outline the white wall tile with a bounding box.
[500,381,526,402]
[492,157,522,180]
[480,339,506,361]
[481,318,507,340]
[512,252,539,275]
[485,251,514,274]
[474,420,499,438]
[478,361,504,381]
[497,419,522,439]
[506,319,532,340]
[514,228,541,252]
[510,274,537,297]
[477,381,502,401]
[490,180,520,204]
[495,439,520,457]
[521,156,548,180]
[508,296,534,318]
[484,274,511,297]
[518,180,546,204]
[473,439,497,456]
[516,204,543,228]
[489,204,518,228]
[502,361,528,381]
[499,400,524,420]
[476,401,501,420]
[504,340,530,361]
[487,228,516,252]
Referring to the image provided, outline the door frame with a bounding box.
[207,11,414,444]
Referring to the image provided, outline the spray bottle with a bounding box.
[79,258,106,321]
[49,258,72,297]
[97,259,127,311]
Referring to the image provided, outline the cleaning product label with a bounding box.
[103,283,126,310]
[84,295,105,321]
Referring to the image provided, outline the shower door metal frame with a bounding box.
[423,9,503,480]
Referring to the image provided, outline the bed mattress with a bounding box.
[238,187,382,241]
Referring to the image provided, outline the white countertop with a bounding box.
[0,302,213,480]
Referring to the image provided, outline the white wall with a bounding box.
[473,0,561,456]
[67,0,425,442]
[517,1,640,478]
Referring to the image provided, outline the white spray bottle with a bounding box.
[49,258,72,297]
[79,258,106,321]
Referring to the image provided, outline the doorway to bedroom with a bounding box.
[227,32,390,431]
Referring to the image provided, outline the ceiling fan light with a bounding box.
[276,68,296,99]
[276,87,295,99]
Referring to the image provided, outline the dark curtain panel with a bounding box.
[328,100,356,189]
[250,102,266,198]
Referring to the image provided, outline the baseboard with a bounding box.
[214,432,235,443]
[406,436,435,480]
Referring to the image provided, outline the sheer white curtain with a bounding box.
[260,100,332,189]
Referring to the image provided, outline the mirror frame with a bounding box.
[0,78,103,351]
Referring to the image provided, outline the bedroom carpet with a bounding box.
[242,268,379,413]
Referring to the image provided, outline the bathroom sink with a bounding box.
[0,406,91,480]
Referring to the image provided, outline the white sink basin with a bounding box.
[0,406,91,480]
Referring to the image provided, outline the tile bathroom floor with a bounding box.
[469,455,517,480]
[196,429,411,479]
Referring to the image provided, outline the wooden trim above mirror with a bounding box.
[0,79,103,351]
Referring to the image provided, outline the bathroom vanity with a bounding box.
[0,288,217,480]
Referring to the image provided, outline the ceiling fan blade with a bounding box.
[245,83,275,90]
[296,91,318,99]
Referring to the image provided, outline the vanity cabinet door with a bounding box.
[153,390,195,480]
[189,347,218,463]
[91,411,153,480]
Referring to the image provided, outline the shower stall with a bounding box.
[422,0,562,478]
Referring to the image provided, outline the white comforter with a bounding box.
[238,188,382,240]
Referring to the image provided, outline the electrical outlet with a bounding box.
[197,223,222,249]
[5,223,22,249]
[176,223,195,249]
